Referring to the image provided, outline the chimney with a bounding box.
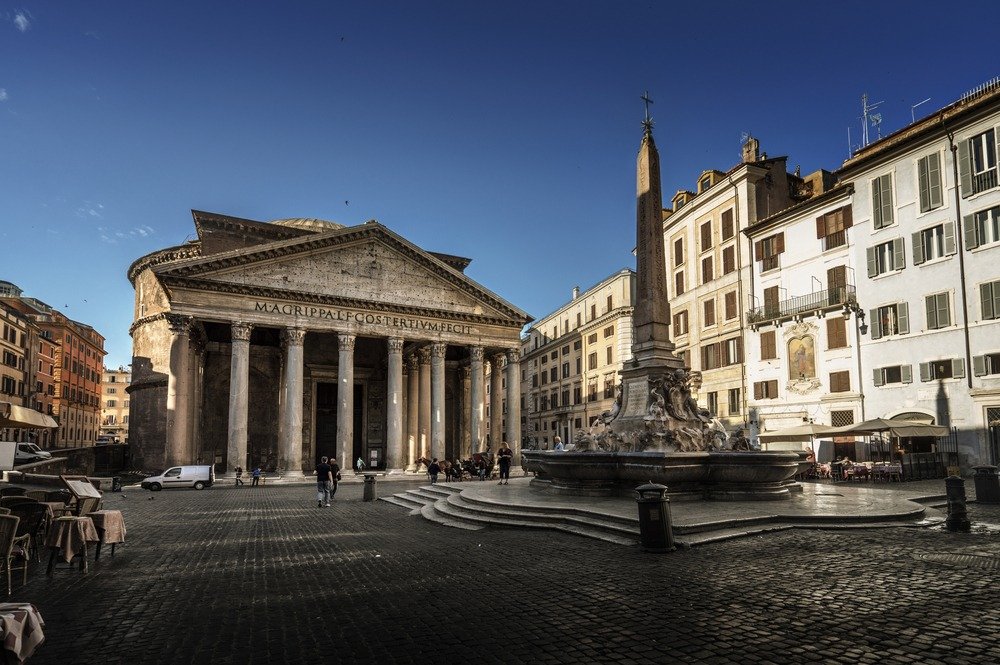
[572,286,580,300]
[741,135,760,163]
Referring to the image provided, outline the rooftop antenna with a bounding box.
[911,97,931,123]
[861,93,884,147]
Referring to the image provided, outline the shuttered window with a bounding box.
[918,153,943,212]
[721,209,735,240]
[919,359,966,382]
[816,206,853,250]
[925,292,951,330]
[674,271,685,296]
[981,280,1000,320]
[959,128,999,197]
[754,233,785,272]
[672,309,689,335]
[702,256,714,283]
[966,205,1000,250]
[867,238,905,277]
[869,302,909,339]
[872,174,894,229]
[763,286,780,317]
[673,237,684,266]
[701,221,713,251]
[912,223,956,265]
[829,370,850,393]
[752,380,779,400]
[703,299,716,326]
[760,330,777,360]
[826,316,848,349]
[724,291,737,320]
[722,245,736,274]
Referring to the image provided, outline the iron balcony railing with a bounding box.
[748,284,857,324]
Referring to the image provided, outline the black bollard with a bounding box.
[945,476,971,532]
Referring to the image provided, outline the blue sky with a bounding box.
[2,1,998,367]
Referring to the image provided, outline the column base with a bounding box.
[405,463,417,473]
[281,470,306,479]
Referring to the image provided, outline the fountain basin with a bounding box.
[522,450,800,500]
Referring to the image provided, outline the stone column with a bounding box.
[188,333,205,465]
[418,347,431,461]
[166,314,191,468]
[280,328,306,478]
[489,352,504,450]
[430,342,446,462]
[406,354,419,471]
[469,346,484,453]
[461,364,472,459]
[226,322,253,475]
[337,333,356,474]
[505,348,522,468]
[386,337,405,473]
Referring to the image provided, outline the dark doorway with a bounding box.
[315,382,365,466]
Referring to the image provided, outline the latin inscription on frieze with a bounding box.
[252,301,476,336]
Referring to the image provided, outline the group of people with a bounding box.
[424,442,516,485]
[233,466,263,487]
[314,456,343,507]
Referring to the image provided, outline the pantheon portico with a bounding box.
[127,211,531,476]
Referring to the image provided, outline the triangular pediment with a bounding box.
[154,222,531,326]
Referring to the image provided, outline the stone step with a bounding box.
[443,492,640,539]
[419,502,483,531]
[379,495,424,513]
[433,496,639,546]
[458,491,638,530]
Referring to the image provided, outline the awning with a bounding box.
[758,423,839,442]
[0,401,58,429]
[827,418,949,438]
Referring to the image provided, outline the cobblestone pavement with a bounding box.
[17,482,1000,664]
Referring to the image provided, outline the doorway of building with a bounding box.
[315,382,364,467]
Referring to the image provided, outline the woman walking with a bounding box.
[497,441,513,485]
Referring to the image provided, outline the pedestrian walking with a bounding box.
[330,459,342,500]
[251,466,261,487]
[428,458,441,484]
[315,456,333,507]
[498,442,513,485]
[356,456,366,474]
[234,466,245,487]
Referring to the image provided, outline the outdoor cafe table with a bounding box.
[0,603,44,664]
[44,516,98,575]
[88,510,126,560]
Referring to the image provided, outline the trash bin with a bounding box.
[363,474,378,502]
[945,475,971,532]
[635,482,674,553]
[973,465,1000,504]
[111,476,123,493]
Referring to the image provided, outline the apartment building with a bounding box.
[520,269,635,448]
[100,366,132,443]
[665,136,808,429]
[838,82,1000,467]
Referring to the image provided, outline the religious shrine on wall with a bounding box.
[127,211,531,476]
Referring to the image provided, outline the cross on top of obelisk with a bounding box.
[641,91,654,133]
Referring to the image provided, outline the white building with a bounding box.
[838,83,1000,468]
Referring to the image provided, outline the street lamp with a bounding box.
[843,302,868,335]
[843,300,868,421]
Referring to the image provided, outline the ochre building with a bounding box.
[127,211,531,476]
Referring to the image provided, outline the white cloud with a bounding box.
[0,89,7,102]
[13,11,30,32]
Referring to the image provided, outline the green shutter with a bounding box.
[897,302,909,334]
[872,178,882,228]
[965,214,979,250]
[925,295,937,329]
[873,368,884,387]
[928,153,942,209]
[944,221,956,255]
[952,358,966,379]
[918,156,930,213]
[869,308,881,339]
[901,365,913,384]
[880,174,894,226]
[892,237,905,270]
[867,246,877,277]
[912,232,925,265]
[983,282,996,320]
[919,362,931,382]
[958,139,972,197]
[974,355,987,377]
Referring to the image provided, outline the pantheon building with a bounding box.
[127,210,531,476]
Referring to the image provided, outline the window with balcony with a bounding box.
[913,223,956,264]
[869,302,909,339]
[966,205,1000,250]
[961,128,998,196]
[867,238,905,277]
[872,173,895,229]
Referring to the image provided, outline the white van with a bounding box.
[14,443,52,464]
[141,465,215,491]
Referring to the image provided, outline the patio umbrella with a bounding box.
[828,418,949,438]
[758,423,838,459]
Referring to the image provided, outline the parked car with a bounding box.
[140,465,215,491]
[13,443,52,464]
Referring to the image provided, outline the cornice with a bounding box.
[129,312,169,337]
[127,244,203,285]
[159,276,522,328]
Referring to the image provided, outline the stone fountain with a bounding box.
[522,101,799,500]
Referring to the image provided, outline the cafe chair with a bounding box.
[72,496,102,518]
[0,488,27,498]
[44,490,72,506]
[0,516,29,595]
[0,497,37,510]
[9,504,47,562]
[25,490,47,502]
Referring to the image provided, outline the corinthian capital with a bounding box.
[469,346,484,363]
[506,348,520,364]
[281,328,306,347]
[338,333,356,352]
[431,342,447,360]
[418,346,432,364]
[490,352,506,369]
[387,337,405,354]
[406,354,420,372]
[165,313,191,335]
[231,322,253,342]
